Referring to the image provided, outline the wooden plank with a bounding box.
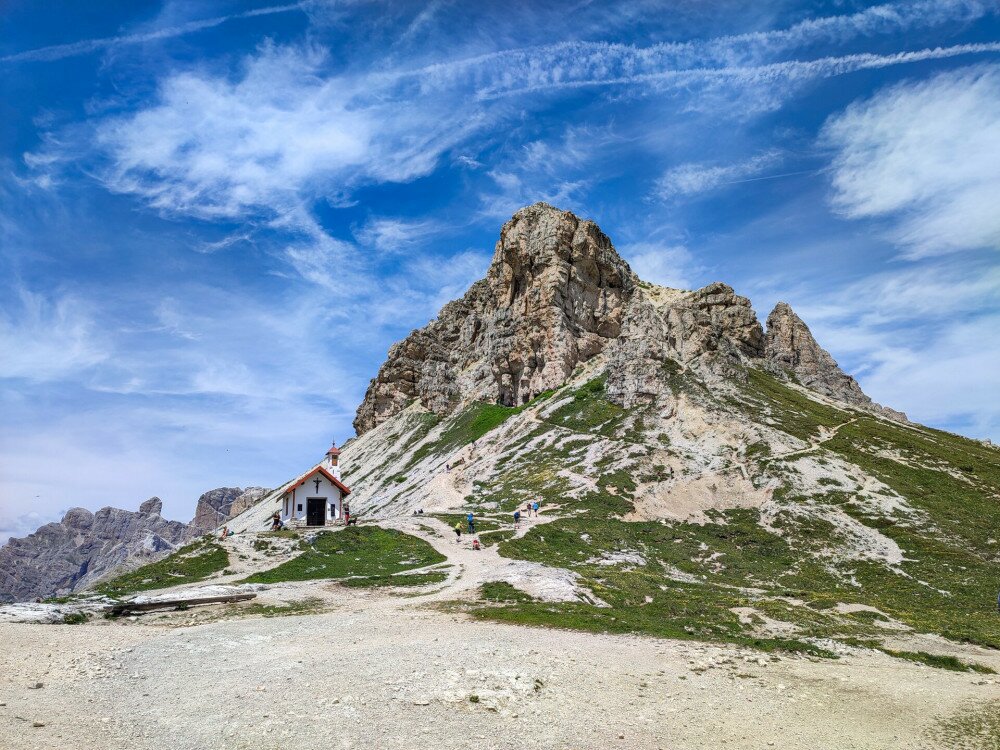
[106,592,256,615]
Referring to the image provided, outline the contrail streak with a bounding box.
[1,2,309,64]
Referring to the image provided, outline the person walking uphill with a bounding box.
[467,512,475,534]
[454,521,463,543]
[513,509,521,528]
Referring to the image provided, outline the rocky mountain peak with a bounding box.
[485,202,637,325]
[354,204,639,434]
[62,507,95,531]
[354,205,904,436]
[764,302,906,421]
[139,496,163,515]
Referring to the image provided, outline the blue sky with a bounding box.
[2,0,1000,540]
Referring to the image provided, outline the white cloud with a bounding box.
[419,40,1000,105]
[655,151,782,199]
[354,217,442,253]
[478,171,588,220]
[410,0,1000,100]
[620,243,696,289]
[403,250,491,312]
[854,316,1000,437]
[823,64,1000,257]
[0,288,109,381]
[64,41,491,228]
[93,44,371,220]
[0,2,310,64]
[805,264,1000,326]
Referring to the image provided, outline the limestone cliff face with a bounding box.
[0,501,195,603]
[356,204,903,434]
[764,302,907,421]
[354,203,638,433]
[190,486,269,531]
[605,282,765,408]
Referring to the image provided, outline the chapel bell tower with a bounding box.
[325,440,342,479]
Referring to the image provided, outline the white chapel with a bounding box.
[279,441,353,527]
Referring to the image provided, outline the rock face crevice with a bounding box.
[356,204,905,434]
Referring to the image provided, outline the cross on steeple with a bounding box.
[313,477,322,493]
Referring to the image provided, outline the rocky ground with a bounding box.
[3,519,999,750]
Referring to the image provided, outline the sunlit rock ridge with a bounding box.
[355,202,903,435]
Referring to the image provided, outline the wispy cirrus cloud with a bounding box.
[408,0,1000,97]
[466,41,1000,104]
[21,1,1000,285]
[0,2,311,64]
[0,287,109,382]
[354,217,443,253]
[823,64,1000,257]
[654,151,784,199]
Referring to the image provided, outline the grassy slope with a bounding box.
[745,369,1000,648]
[243,526,446,587]
[441,371,1000,656]
[408,392,556,470]
[97,538,229,597]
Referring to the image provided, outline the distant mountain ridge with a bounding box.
[0,487,268,603]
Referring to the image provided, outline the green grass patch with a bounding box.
[478,529,517,547]
[740,368,848,441]
[882,649,996,674]
[97,538,229,596]
[242,526,446,584]
[340,570,449,588]
[480,581,536,603]
[407,402,527,467]
[544,376,630,438]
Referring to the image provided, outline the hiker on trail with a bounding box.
[454,522,463,543]
[268,512,282,531]
[533,500,540,517]
[472,538,481,551]
[513,509,521,527]
[467,512,475,534]
[219,526,228,541]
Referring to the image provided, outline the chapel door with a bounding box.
[306,498,326,527]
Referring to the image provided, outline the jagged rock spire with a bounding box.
[764,302,905,420]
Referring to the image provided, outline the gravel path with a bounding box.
[3,519,1000,749]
